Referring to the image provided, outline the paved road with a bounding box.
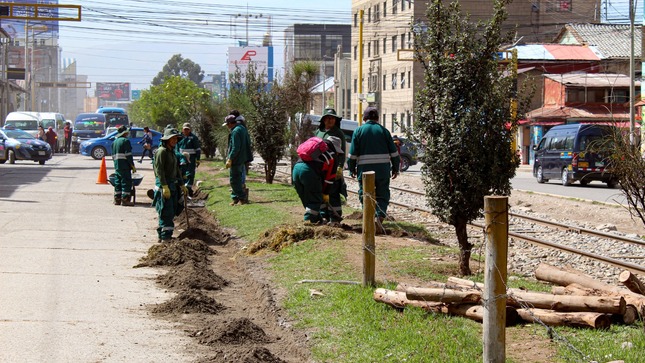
[0,154,198,362]
[405,162,626,205]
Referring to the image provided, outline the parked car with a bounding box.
[532,124,618,187]
[79,127,162,160]
[396,137,420,172]
[0,128,52,165]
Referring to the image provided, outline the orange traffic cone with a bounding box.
[96,157,108,184]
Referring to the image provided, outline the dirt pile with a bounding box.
[139,201,309,362]
[246,224,348,254]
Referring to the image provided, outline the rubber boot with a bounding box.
[113,196,121,205]
[121,196,135,206]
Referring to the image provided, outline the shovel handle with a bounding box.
[183,192,190,229]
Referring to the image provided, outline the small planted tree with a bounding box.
[152,54,205,86]
[414,0,531,275]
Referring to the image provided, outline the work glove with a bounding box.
[322,194,330,204]
[391,171,399,180]
[131,165,137,173]
[225,159,232,168]
[181,185,188,196]
[349,170,356,178]
[162,185,171,199]
[195,160,201,167]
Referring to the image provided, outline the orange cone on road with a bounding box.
[97,157,108,184]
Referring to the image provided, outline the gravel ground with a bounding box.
[343,171,645,283]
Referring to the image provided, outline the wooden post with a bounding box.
[483,196,508,363]
[362,171,376,287]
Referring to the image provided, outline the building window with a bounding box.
[407,71,411,88]
[400,113,406,127]
[354,13,358,27]
[383,1,387,17]
[368,42,371,57]
[391,113,397,127]
[354,78,357,93]
[401,33,405,49]
[391,74,397,90]
[368,7,371,22]
[353,45,357,60]
[400,72,405,88]
[392,35,397,53]
[374,4,380,22]
[324,35,343,58]
[383,37,387,54]
[383,74,387,90]
[392,0,398,14]
[294,35,321,59]
[374,40,379,56]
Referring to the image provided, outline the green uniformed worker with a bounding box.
[177,122,201,196]
[153,128,188,242]
[314,108,346,222]
[347,107,400,222]
[111,125,136,206]
[223,115,252,205]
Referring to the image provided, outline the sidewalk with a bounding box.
[0,154,202,362]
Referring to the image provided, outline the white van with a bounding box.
[4,112,67,151]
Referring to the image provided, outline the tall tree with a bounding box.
[229,63,288,183]
[413,0,530,275]
[152,54,205,86]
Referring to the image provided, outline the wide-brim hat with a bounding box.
[222,114,237,127]
[161,128,181,141]
[116,125,129,137]
[321,108,342,122]
[325,136,344,154]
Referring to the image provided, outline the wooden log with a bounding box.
[552,284,640,325]
[516,308,611,329]
[446,277,484,290]
[611,304,638,325]
[551,283,604,296]
[507,291,625,314]
[395,281,446,292]
[405,287,481,304]
[535,263,630,295]
[442,304,520,327]
[373,288,443,312]
[618,270,645,296]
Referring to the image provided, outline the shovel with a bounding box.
[183,192,190,229]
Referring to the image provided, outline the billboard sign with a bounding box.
[227,46,273,84]
[96,82,131,102]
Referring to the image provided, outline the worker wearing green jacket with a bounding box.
[177,122,201,196]
[223,115,252,205]
[314,108,347,223]
[347,107,400,222]
[111,126,136,206]
[153,128,187,242]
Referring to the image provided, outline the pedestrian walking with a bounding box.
[177,123,201,196]
[314,108,347,223]
[153,128,187,242]
[45,126,57,154]
[138,126,154,163]
[111,126,137,206]
[36,125,45,141]
[223,114,252,205]
[347,107,400,222]
[63,122,72,153]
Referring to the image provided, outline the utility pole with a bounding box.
[358,10,364,125]
[629,0,636,145]
[235,4,262,46]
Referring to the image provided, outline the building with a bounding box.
[350,0,602,131]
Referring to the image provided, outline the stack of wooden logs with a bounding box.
[373,263,645,330]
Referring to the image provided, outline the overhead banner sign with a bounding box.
[96,82,130,101]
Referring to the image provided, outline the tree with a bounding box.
[129,76,211,130]
[229,63,288,183]
[152,54,205,86]
[413,0,530,275]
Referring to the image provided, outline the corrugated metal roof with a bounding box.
[555,23,641,59]
[512,44,602,60]
[544,73,638,87]
[310,76,334,93]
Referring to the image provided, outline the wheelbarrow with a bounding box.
[108,173,144,203]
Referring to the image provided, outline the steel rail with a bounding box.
[345,185,645,275]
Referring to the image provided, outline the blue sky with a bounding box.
[56,1,352,90]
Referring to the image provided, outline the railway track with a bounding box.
[271,165,645,277]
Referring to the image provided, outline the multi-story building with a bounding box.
[350,0,602,131]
